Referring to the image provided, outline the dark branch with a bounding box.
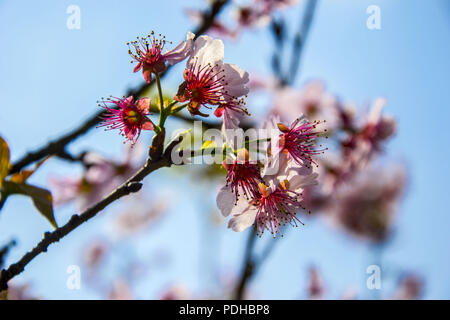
[0,136,183,291]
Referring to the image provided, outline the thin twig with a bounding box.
[8,0,230,175]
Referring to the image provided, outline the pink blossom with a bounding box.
[307,267,325,299]
[98,96,153,144]
[217,153,318,237]
[342,98,396,171]
[128,31,195,83]
[221,149,263,202]
[50,146,142,212]
[174,35,249,124]
[185,9,238,40]
[233,5,271,29]
[393,274,423,300]
[326,165,406,243]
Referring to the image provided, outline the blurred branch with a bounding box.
[234,0,319,300]
[287,0,318,85]
[0,136,183,291]
[8,0,230,175]
[234,226,257,299]
[0,240,16,269]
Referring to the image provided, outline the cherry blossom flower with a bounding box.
[393,274,423,300]
[186,9,238,40]
[326,165,406,243]
[98,96,153,144]
[307,267,325,299]
[217,153,318,237]
[233,5,271,29]
[108,279,134,300]
[263,114,326,174]
[221,149,263,201]
[174,35,249,125]
[128,31,195,83]
[50,146,143,211]
[342,98,396,170]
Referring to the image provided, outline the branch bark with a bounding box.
[0,137,183,291]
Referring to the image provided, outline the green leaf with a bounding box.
[0,136,10,188]
[2,181,58,228]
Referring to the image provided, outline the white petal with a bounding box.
[216,185,236,217]
[222,63,249,98]
[227,209,257,232]
[290,172,319,193]
[188,35,224,67]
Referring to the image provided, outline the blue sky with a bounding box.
[0,0,449,299]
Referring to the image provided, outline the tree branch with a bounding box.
[0,137,183,291]
[9,0,230,175]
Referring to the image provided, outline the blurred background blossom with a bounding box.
[0,0,449,299]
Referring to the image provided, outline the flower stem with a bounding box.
[154,72,166,128]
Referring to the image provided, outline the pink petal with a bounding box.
[216,185,236,217]
[136,97,151,114]
[228,209,257,232]
[214,106,225,117]
[164,32,195,65]
[143,68,152,83]
[133,62,142,73]
[141,118,154,131]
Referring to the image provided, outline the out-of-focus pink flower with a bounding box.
[160,284,190,300]
[307,267,325,299]
[98,96,153,144]
[113,200,168,237]
[2,282,38,300]
[128,31,195,83]
[174,35,249,123]
[186,9,239,40]
[50,146,142,212]
[393,274,423,300]
[326,165,407,243]
[248,73,278,91]
[233,5,272,29]
[341,98,396,171]
[83,240,108,270]
[217,153,318,236]
[108,279,134,300]
[271,81,339,131]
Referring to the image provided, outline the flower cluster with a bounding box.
[217,117,325,237]
[94,30,327,238]
[186,0,300,40]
